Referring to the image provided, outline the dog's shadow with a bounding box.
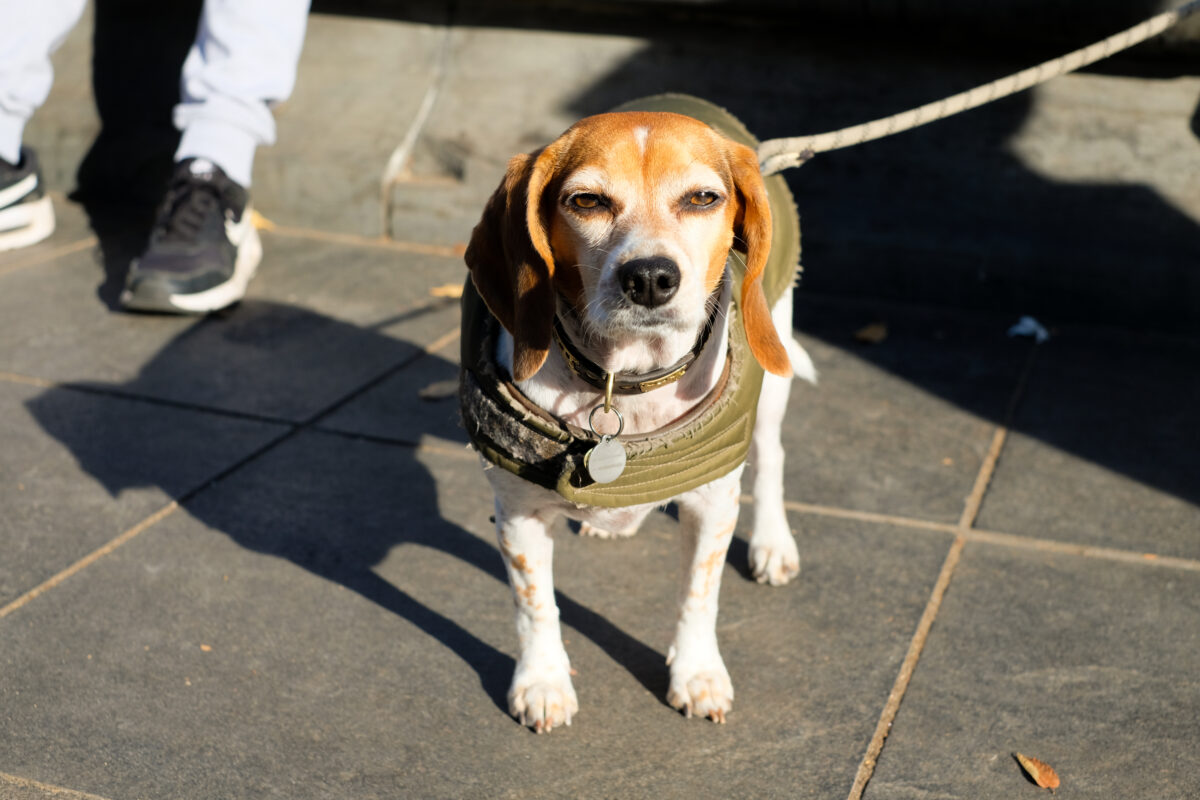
[25,299,672,717]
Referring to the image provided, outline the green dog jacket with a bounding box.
[459,94,800,508]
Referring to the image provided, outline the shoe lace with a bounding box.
[154,176,225,243]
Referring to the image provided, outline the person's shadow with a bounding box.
[24,301,672,716]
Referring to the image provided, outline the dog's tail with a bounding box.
[786,337,818,385]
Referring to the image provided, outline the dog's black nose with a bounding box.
[618,257,681,307]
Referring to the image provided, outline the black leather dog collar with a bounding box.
[550,290,721,395]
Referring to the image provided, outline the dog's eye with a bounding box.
[569,193,603,210]
[688,191,720,207]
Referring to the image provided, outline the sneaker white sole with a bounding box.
[121,222,262,314]
[0,195,56,252]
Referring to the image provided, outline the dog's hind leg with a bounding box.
[492,494,578,733]
[745,289,814,586]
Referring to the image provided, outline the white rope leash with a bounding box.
[757,0,1200,175]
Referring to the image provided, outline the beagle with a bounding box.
[461,96,814,733]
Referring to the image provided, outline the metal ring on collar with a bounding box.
[588,403,624,438]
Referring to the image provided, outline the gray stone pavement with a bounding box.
[2,4,1199,799]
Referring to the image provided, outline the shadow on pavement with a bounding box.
[24,300,672,718]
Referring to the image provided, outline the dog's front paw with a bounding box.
[667,667,733,723]
[666,647,733,723]
[508,662,579,733]
[748,526,800,586]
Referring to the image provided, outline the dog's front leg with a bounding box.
[494,501,577,733]
[667,468,744,723]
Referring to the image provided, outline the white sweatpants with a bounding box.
[0,0,310,186]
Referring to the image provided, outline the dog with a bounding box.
[459,95,815,733]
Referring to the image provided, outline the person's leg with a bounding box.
[0,0,87,250]
[122,0,310,313]
[173,0,311,188]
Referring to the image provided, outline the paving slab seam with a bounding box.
[300,327,460,429]
[960,527,1200,573]
[777,498,1200,573]
[308,424,479,461]
[845,343,1039,800]
[0,291,461,424]
[847,533,966,800]
[0,326,460,623]
[0,236,97,278]
[260,223,464,259]
[777,498,961,535]
[0,371,54,388]
[956,341,1041,531]
[0,363,476,460]
[0,502,180,621]
[0,371,301,427]
[0,770,115,800]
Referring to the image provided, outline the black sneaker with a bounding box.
[0,147,56,251]
[121,157,261,314]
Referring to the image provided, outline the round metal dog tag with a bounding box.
[585,437,627,484]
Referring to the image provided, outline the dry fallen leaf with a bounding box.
[430,283,464,299]
[1015,753,1060,793]
[854,321,888,344]
[248,209,276,231]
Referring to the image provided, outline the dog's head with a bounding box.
[465,111,791,382]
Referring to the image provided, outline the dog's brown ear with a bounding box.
[464,148,561,382]
[729,142,791,378]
